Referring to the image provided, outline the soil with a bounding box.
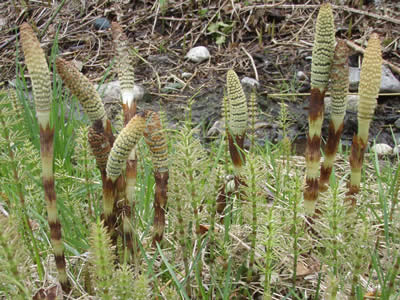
[1,0,400,152]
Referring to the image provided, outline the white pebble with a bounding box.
[185,46,210,63]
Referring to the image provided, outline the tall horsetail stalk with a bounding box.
[226,69,248,171]
[216,70,248,218]
[20,23,70,292]
[304,3,335,214]
[319,40,349,192]
[55,58,117,236]
[112,22,138,257]
[143,111,169,245]
[346,33,382,207]
[106,112,146,211]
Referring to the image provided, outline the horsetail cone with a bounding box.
[20,23,70,293]
[357,33,382,144]
[319,40,349,192]
[20,23,51,128]
[143,111,169,245]
[106,114,146,182]
[144,111,168,172]
[304,3,335,213]
[311,3,335,92]
[347,33,382,206]
[111,22,135,109]
[226,69,248,168]
[56,58,106,125]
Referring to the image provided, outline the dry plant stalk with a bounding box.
[346,33,382,207]
[20,23,70,292]
[319,40,349,192]
[303,3,335,214]
[143,111,169,245]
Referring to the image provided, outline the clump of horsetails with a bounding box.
[20,23,70,293]
[8,3,395,298]
[19,21,170,292]
[303,3,335,214]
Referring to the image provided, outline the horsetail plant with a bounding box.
[226,69,248,170]
[346,33,382,207]
[143,111,169,245]
[319,40,349,192]
[56,57,117,237]
[106,113,146,239]
[112,22,139,254]
[20,23,70,292]
[304,3,335,214]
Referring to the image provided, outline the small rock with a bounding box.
[371,143,392,156]
[182,72,192,79]
[305,56,312,61]
[394,118,400,129]
[349,67,360,92]
[72,60,83,72]
[241,77,259,89]
[324,95,358,114]
[207,120,225,136]
[349,65,400,93]
[185,46,210,63]
[381,65,400,92]
[94,18,111,30]
[161,82,184,93]
[254,122,271,130]
[393,145,400,156]
[296,71,307,81]
[95,81,146,103]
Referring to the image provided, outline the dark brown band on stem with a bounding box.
[152,171,169,246]
[305,134,321,163]
[324,121,344,157]
[126,160,137,179]
[319,121,345,191]
[349,135,366,171]
[308,88,325,122]
[123,103,137,125]
[228,133,246,168]
[39,124,54,154]
[304,177,319,202]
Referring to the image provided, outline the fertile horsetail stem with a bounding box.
[303,3,335,214]
[346,33,382,207]
[226,69,248,170]
[105,114,145,236]
[143,111,169,245]
[319,40,349,192]
[20,23,70,292]
[111,22,135,113]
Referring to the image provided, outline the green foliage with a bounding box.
[89,219,115,299]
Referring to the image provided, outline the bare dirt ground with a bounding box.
[1,0,400,150]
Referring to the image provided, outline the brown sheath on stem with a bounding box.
[346,135,366,207]
[152,171,169,246]
[304,89,325,214]
[319,121,345,191]
[228,134,246,169]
